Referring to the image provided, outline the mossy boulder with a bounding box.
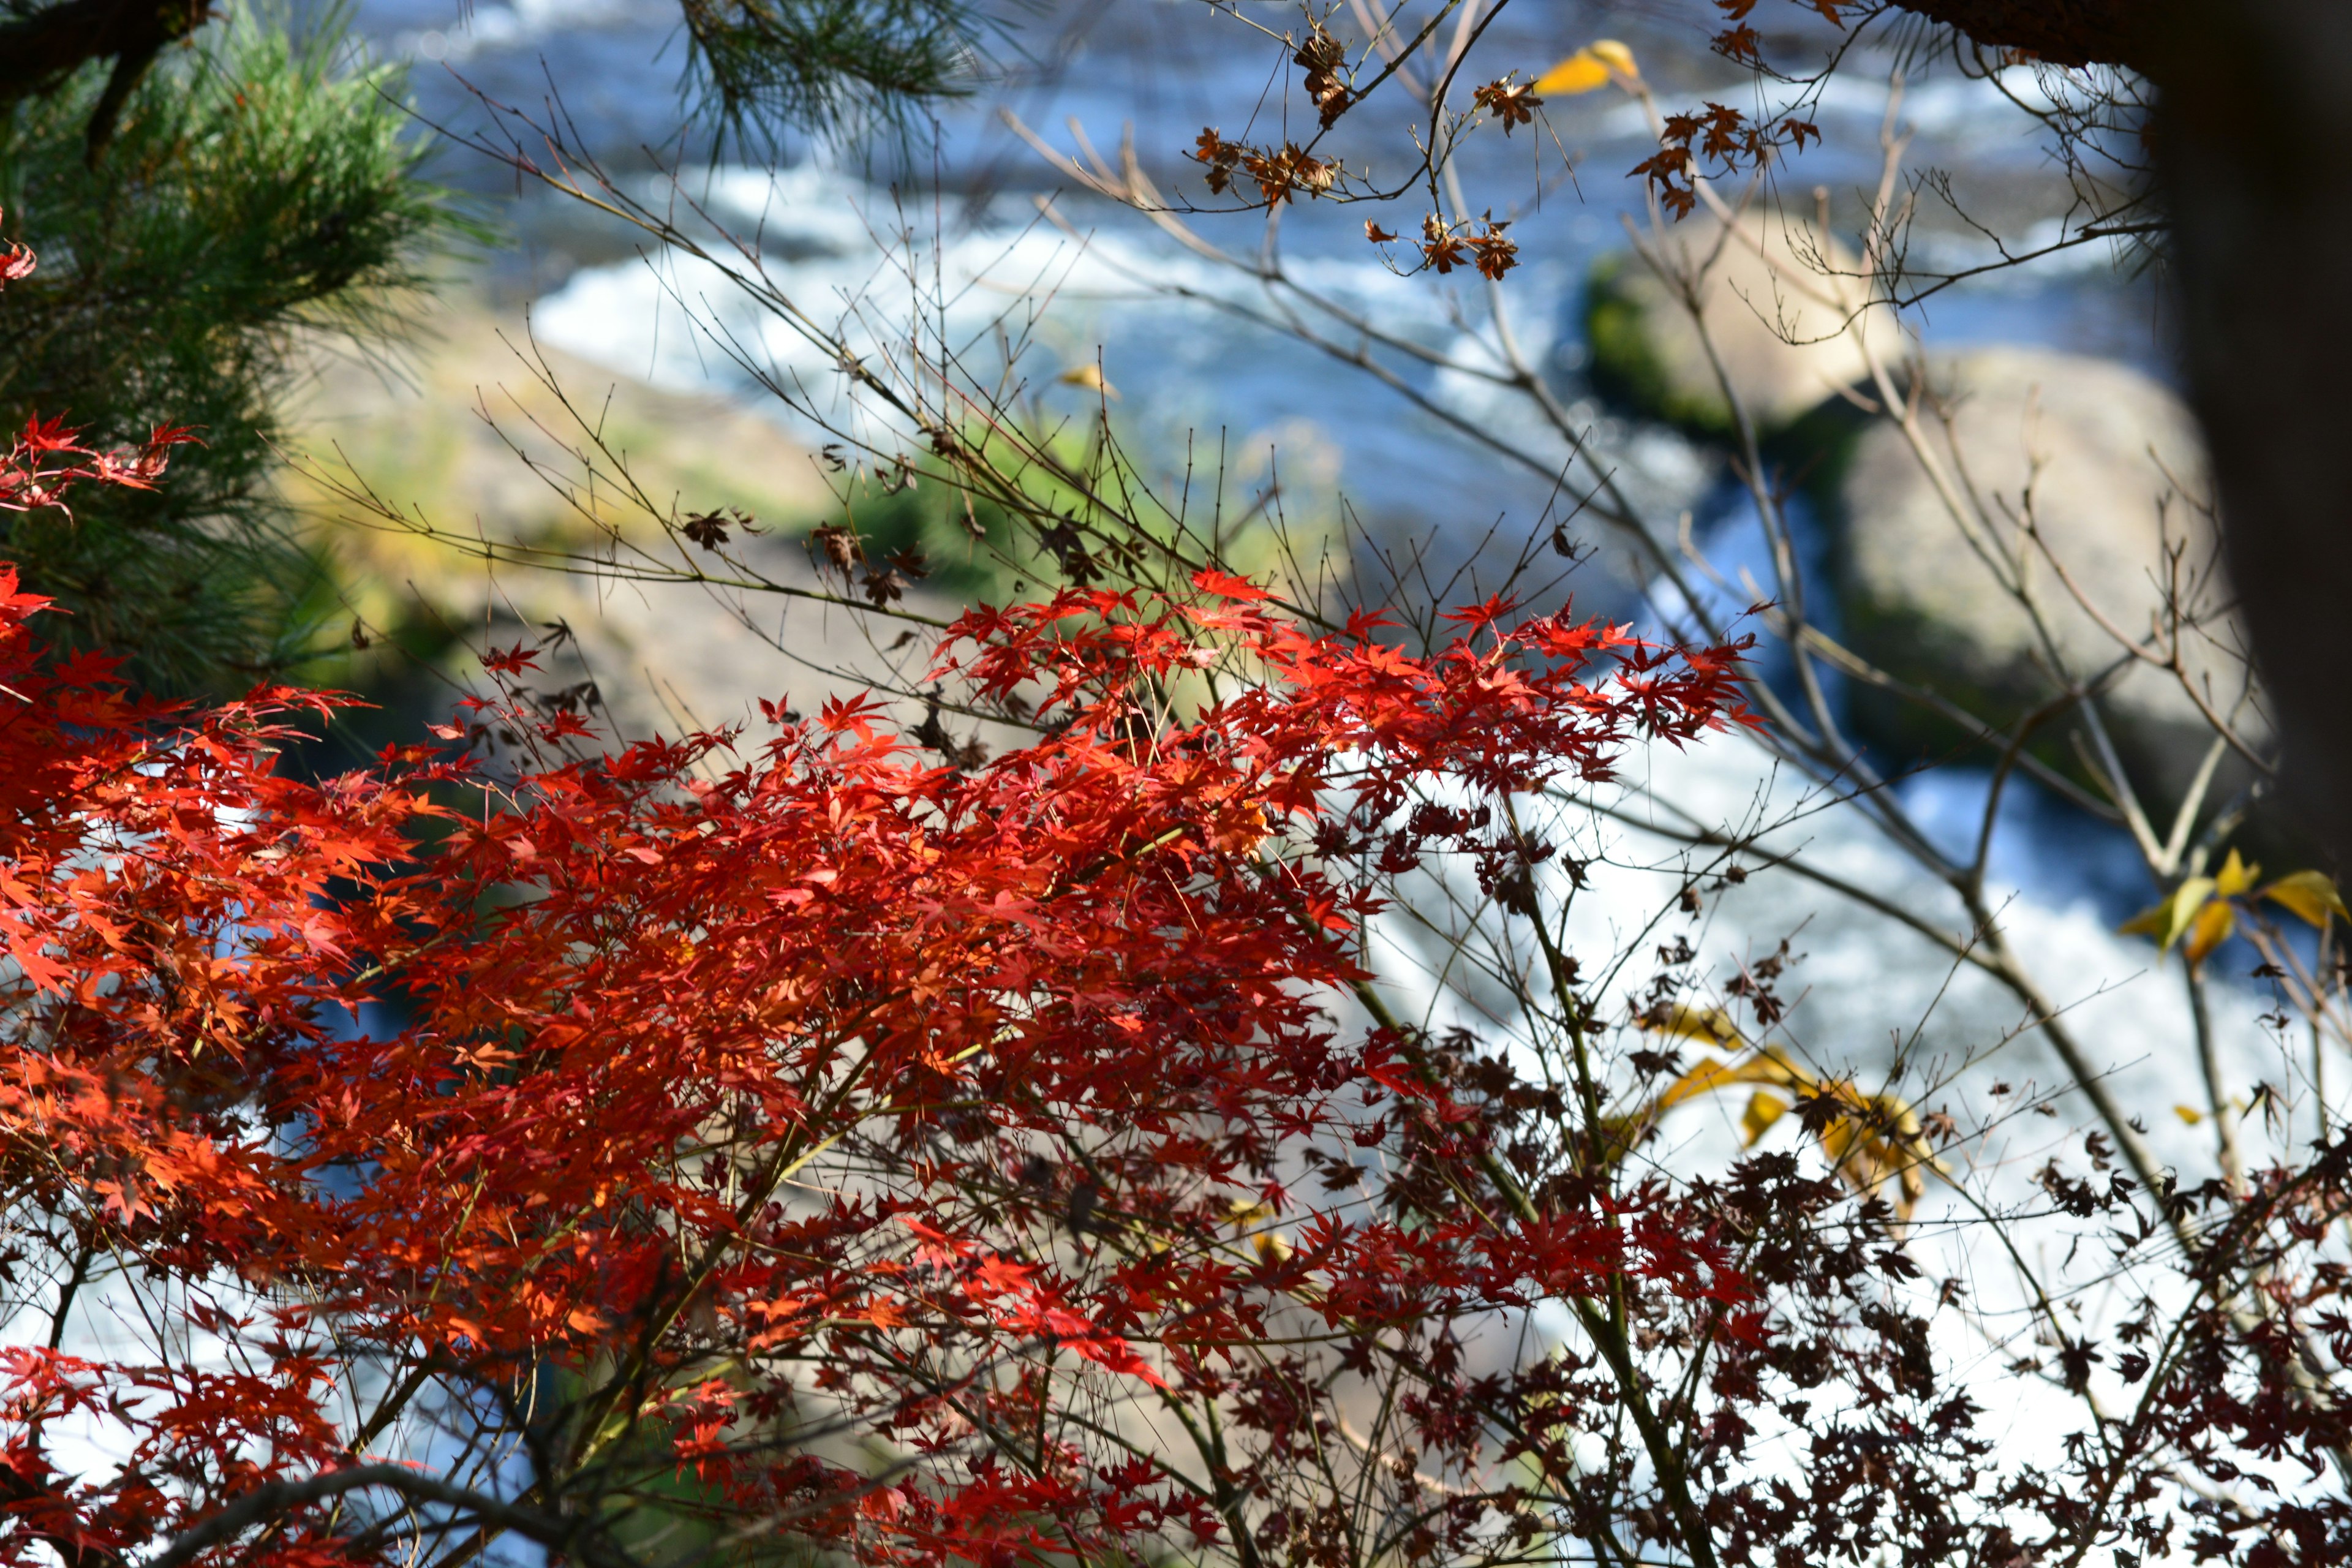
[1583,213,1896,440]
[1828,347,2265,823]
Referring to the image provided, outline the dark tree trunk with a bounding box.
[1893,0,2145,69]
[0,0,210,98]
[0,0,213,156]
[2152,2,2352,863]
[1870,0,2352,863]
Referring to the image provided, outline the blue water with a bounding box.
[301,0,2162,585]
[306,0,2177,927]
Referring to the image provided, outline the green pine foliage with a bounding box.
[679,0,997,150]
[0,9,458,691]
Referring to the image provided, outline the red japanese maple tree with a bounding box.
[0,260,1766,1568]
[0,564,1755,1553]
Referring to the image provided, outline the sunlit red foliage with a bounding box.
[0,406,1765,1568]
[0,413,195,519]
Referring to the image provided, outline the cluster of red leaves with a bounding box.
[7,488,2350,1568]
[1404,213,1520,281]
[1190,130,1340,206]
[1293,26,1353,129]
[0,480,1758,1568]
[0,414,197,519]
[0,562,407,1568]
[1631,102,1822,219]
[1709,0,1861,69]
[0,225,197,522]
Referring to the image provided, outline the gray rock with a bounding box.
[1585,212,1897,438]
[1832,346,2264,823]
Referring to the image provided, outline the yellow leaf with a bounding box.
[1600,1042,1778,1159]
[2183,898,2236,968]
[1532,53,1608,94]
[2119,876,2216,952]
[1229,1195,1289,1262]
[1740,1090,1788,1147]
[2174,1103,2204,1126]
[1588,39,1638,77]
[1648,1049,1796,1120]
[1227,1196,1276,1227]
[1533,42,1638,96]
[1610,1044,1947,1221]
[2260,869,2350,929]
[2214,847,2260,898]
[1057,363,1119,400]
[1810,1088,1937,1220]
[1640,1002,1743,1049]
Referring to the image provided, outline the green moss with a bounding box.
[828,478,1014,598]
[800,417,1327,606]
[1581,253,1735,440]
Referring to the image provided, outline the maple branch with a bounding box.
[44,1231,95,1351]
[0,1464,129,1568]
[149,1466,631,1568]
[2015,503,2274,778]
[1342,971,1724,1568]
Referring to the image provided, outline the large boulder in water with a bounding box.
[1831,346,2263,820]
[1584,212,1898,438]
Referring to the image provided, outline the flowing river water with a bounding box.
[326,0,2168,564]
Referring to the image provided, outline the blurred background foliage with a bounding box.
[0,0,997,696]
[0,7,462,691]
